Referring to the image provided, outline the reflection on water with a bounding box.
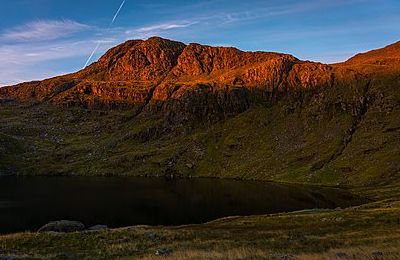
[0,176,365,233]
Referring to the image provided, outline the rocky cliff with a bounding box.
[0,37,372,122]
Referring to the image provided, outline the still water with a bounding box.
[0,176,365,233]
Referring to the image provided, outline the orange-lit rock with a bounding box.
[1,38,399,123]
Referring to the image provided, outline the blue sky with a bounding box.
[0,0,399,86]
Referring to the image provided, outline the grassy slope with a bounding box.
[1,78,398,192]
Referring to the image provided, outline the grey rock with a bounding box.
[87,225,108,231]
[146,232,158,240]
[38,220,85,233]
[155,248,172,256]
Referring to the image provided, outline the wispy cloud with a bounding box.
[0,19,102,86]
[0,67,71,87]
[120,21,197,40]
[0,40,109,64]
[0,20,91,42]
[135,22,197,33]
[213,0,365,25]
[0,38,116,86]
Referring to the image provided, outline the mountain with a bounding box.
[0,37,399,190]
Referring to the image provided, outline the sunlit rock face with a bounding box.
[1,38,399,124]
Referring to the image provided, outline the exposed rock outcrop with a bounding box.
[38,220,85,233]
[1,37,399,125]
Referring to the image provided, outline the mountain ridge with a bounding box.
[0,37,371,121]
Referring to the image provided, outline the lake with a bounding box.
[0,176,366,233]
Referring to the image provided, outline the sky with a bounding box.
[0,0,399,86]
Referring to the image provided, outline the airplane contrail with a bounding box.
[83,42,101,68]
[112,0,126,24]
[83,0,126,69]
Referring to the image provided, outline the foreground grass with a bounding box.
[1,200,399,259]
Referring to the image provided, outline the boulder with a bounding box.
[38,220,85,233]
[155,248,172,256]
[87,225,108,231]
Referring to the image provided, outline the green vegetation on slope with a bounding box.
[1,75,398,192]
